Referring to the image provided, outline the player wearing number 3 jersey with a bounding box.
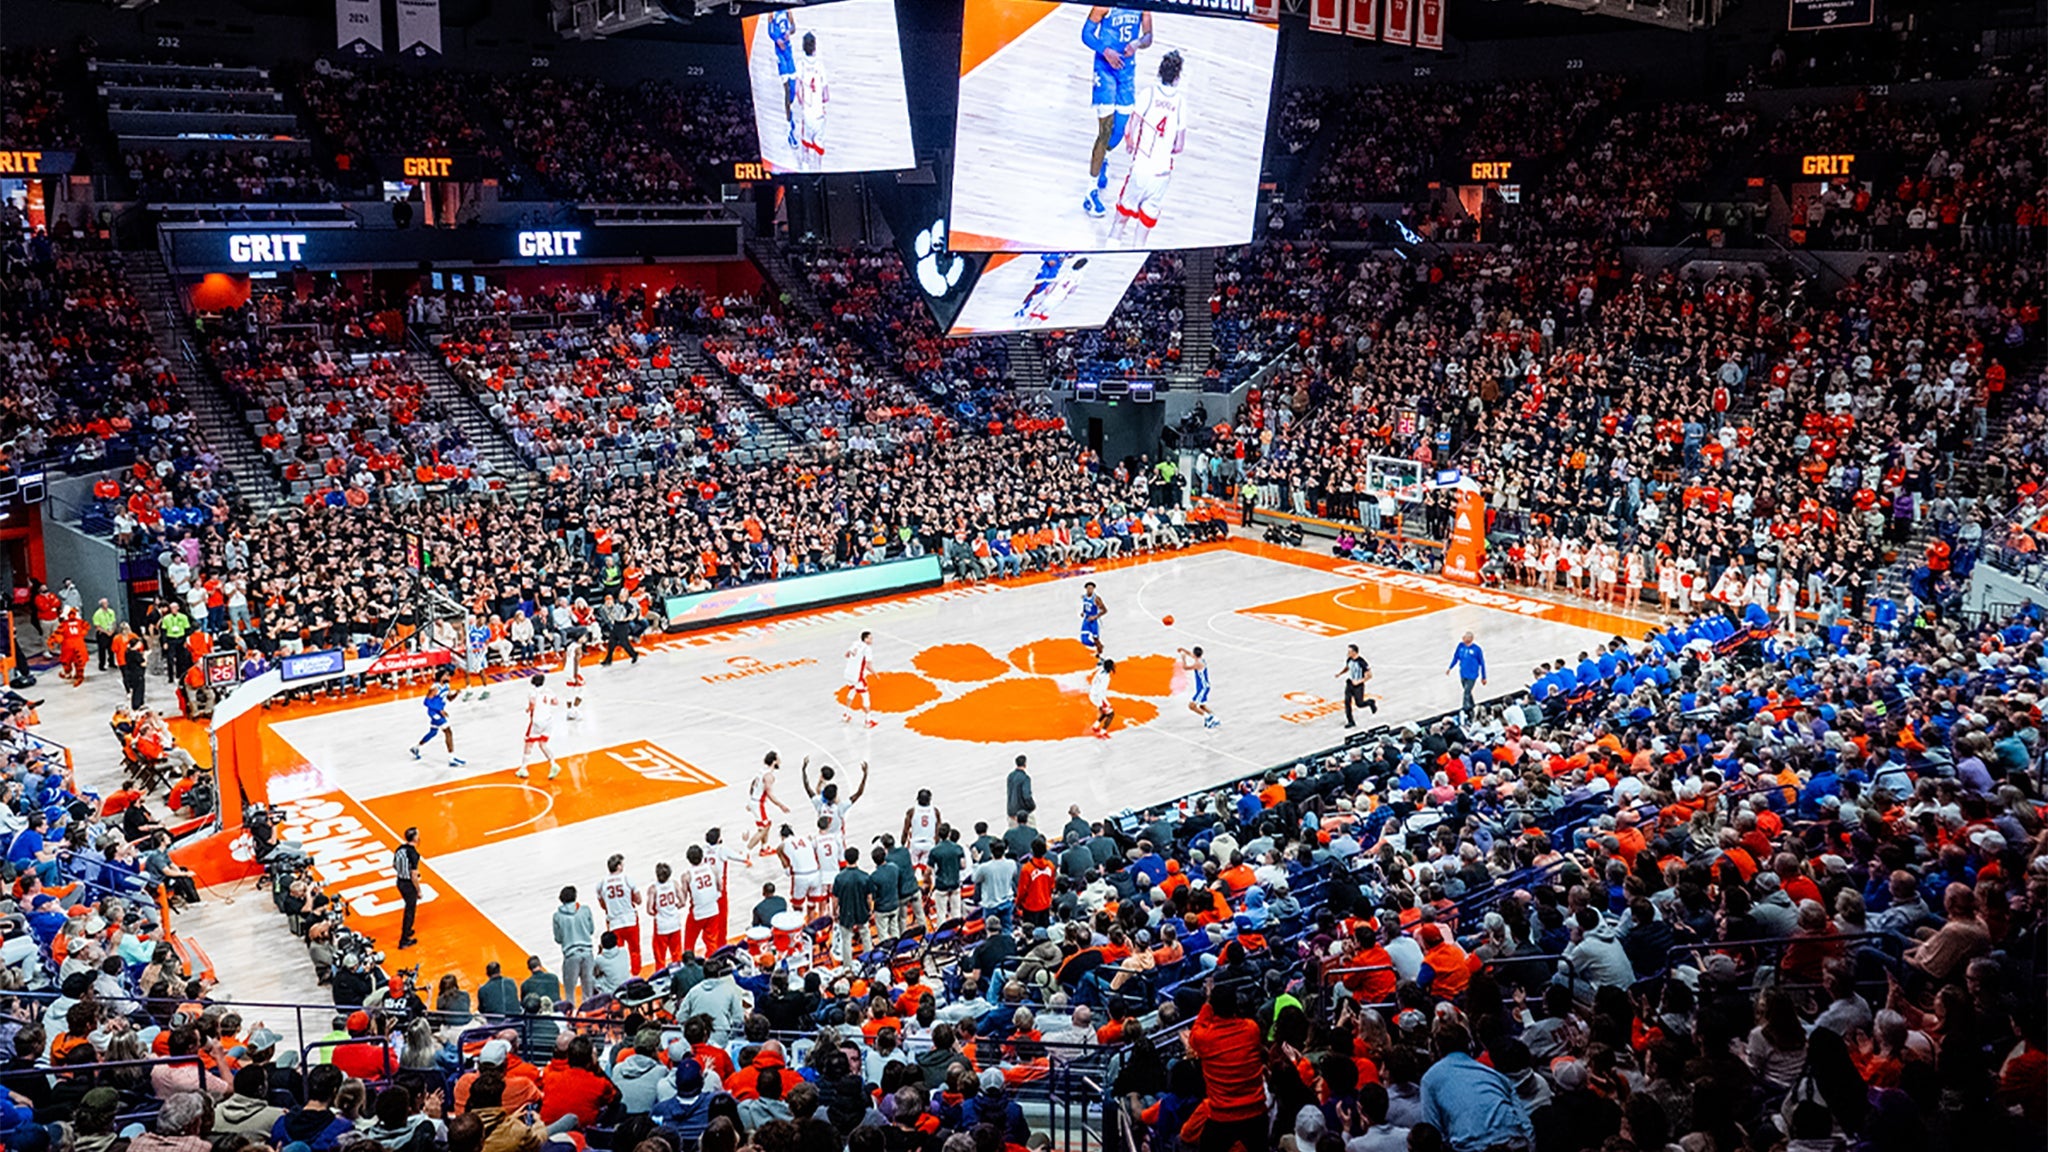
[1110,50,1186,247]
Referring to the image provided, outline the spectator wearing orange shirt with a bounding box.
[1183,984,1268,1152]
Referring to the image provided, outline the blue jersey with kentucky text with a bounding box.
[1086,9,1147,111]
[424,685,451,726]
[1191,664,1211,703]
[1080,589,1103,640]
[768,11,796,77]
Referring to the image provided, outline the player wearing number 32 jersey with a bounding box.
[1110,50,1185,247]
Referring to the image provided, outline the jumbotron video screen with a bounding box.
[946,251,1151,336]
[741,0,917,175]
[948,0,1279,251]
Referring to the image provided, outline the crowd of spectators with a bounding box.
[0,48,80,149]
[801,247,1021,428]
[293,63,508,191]
[0,226,236,547]
[202,287,476,506]
[1037,253,1185,386]
[124,148,338,204]
[1767,82,2046,253]
[11,592,2046,1152]
[487,76,704,204]
[1527,104,1755,245]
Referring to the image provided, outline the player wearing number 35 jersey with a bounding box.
[1109,51,1186,247]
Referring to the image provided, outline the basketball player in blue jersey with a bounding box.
[1080,6,1152,218]
[1177,646,1217,728]
[767,10,798,150]
[1080,581,1107,655]
[409,670,466,766]
[1015,252,1070,319]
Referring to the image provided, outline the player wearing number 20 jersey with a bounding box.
[1111,51,1186,245]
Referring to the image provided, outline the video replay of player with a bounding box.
[949,1,1278,251]
[946,251,1150,336]
[742,0,917,175]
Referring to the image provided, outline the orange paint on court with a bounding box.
[958,0,1063,79]
[1108,653,1179,697]
[250,723,528,993]
[1240,582,1457,636]
[1008,638,1099,675]
[835,670,942,713]
[361,740,723,857]
[904,676,1158,742]
[912,643,1012,682]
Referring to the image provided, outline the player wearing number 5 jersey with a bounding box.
[1109,51,1186,247]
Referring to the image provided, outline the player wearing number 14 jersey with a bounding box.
[1109,50,1186,247]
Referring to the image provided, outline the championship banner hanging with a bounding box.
[1383,0,1415,46]
[396,0,443,58]
[1416,0,1445,49]
[1248,0,1280,21]
[1309,0,1344,35]
[335,0,382,56]
[1346,0,1378,40]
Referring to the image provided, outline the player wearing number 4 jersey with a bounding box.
[1109,51,1186,247]
[744,751,791,857]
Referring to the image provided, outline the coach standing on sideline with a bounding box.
[393,827,422,950]
[1006,755,1035,821]
[1446,631,1487,716]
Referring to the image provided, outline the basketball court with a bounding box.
[244,541,1648,992]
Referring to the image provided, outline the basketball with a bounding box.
[1162,615,1175,626]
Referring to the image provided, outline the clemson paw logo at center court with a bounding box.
[835,639,1179,743]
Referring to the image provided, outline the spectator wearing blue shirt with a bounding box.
[1418,1020,1534,1152]
[5,813,57,886]
[1446,632,1487,714]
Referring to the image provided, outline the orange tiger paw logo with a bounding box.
[835,638,1180,742]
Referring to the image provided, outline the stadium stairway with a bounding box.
[127,249,290,514]
[406,330,540,500]
[1005,332,1049,392]
[744,236,829,316]
[666,337,806,458]
[1177,247,1218,391]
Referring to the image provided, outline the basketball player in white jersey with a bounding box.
[792,31,829,173]
[1019,256,1090,324]
[842,631,876,726]
[646,862,687,972]
[802,758,868,836]
[901,789,944,875]
[813,814,845,899]
[682,843,726,955]
[1087,658,1117,738]
[777,818,825,919]
[744,751,792,856]
[1108,51,1185,247]
[595,853,642,973]
[515,672,563,780]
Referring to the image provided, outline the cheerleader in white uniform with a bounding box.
[1622,549,1645,612]
[1657,556,1681,618]
[1776,573,1800,628]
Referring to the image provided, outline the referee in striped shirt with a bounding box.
[394,827,422,949]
